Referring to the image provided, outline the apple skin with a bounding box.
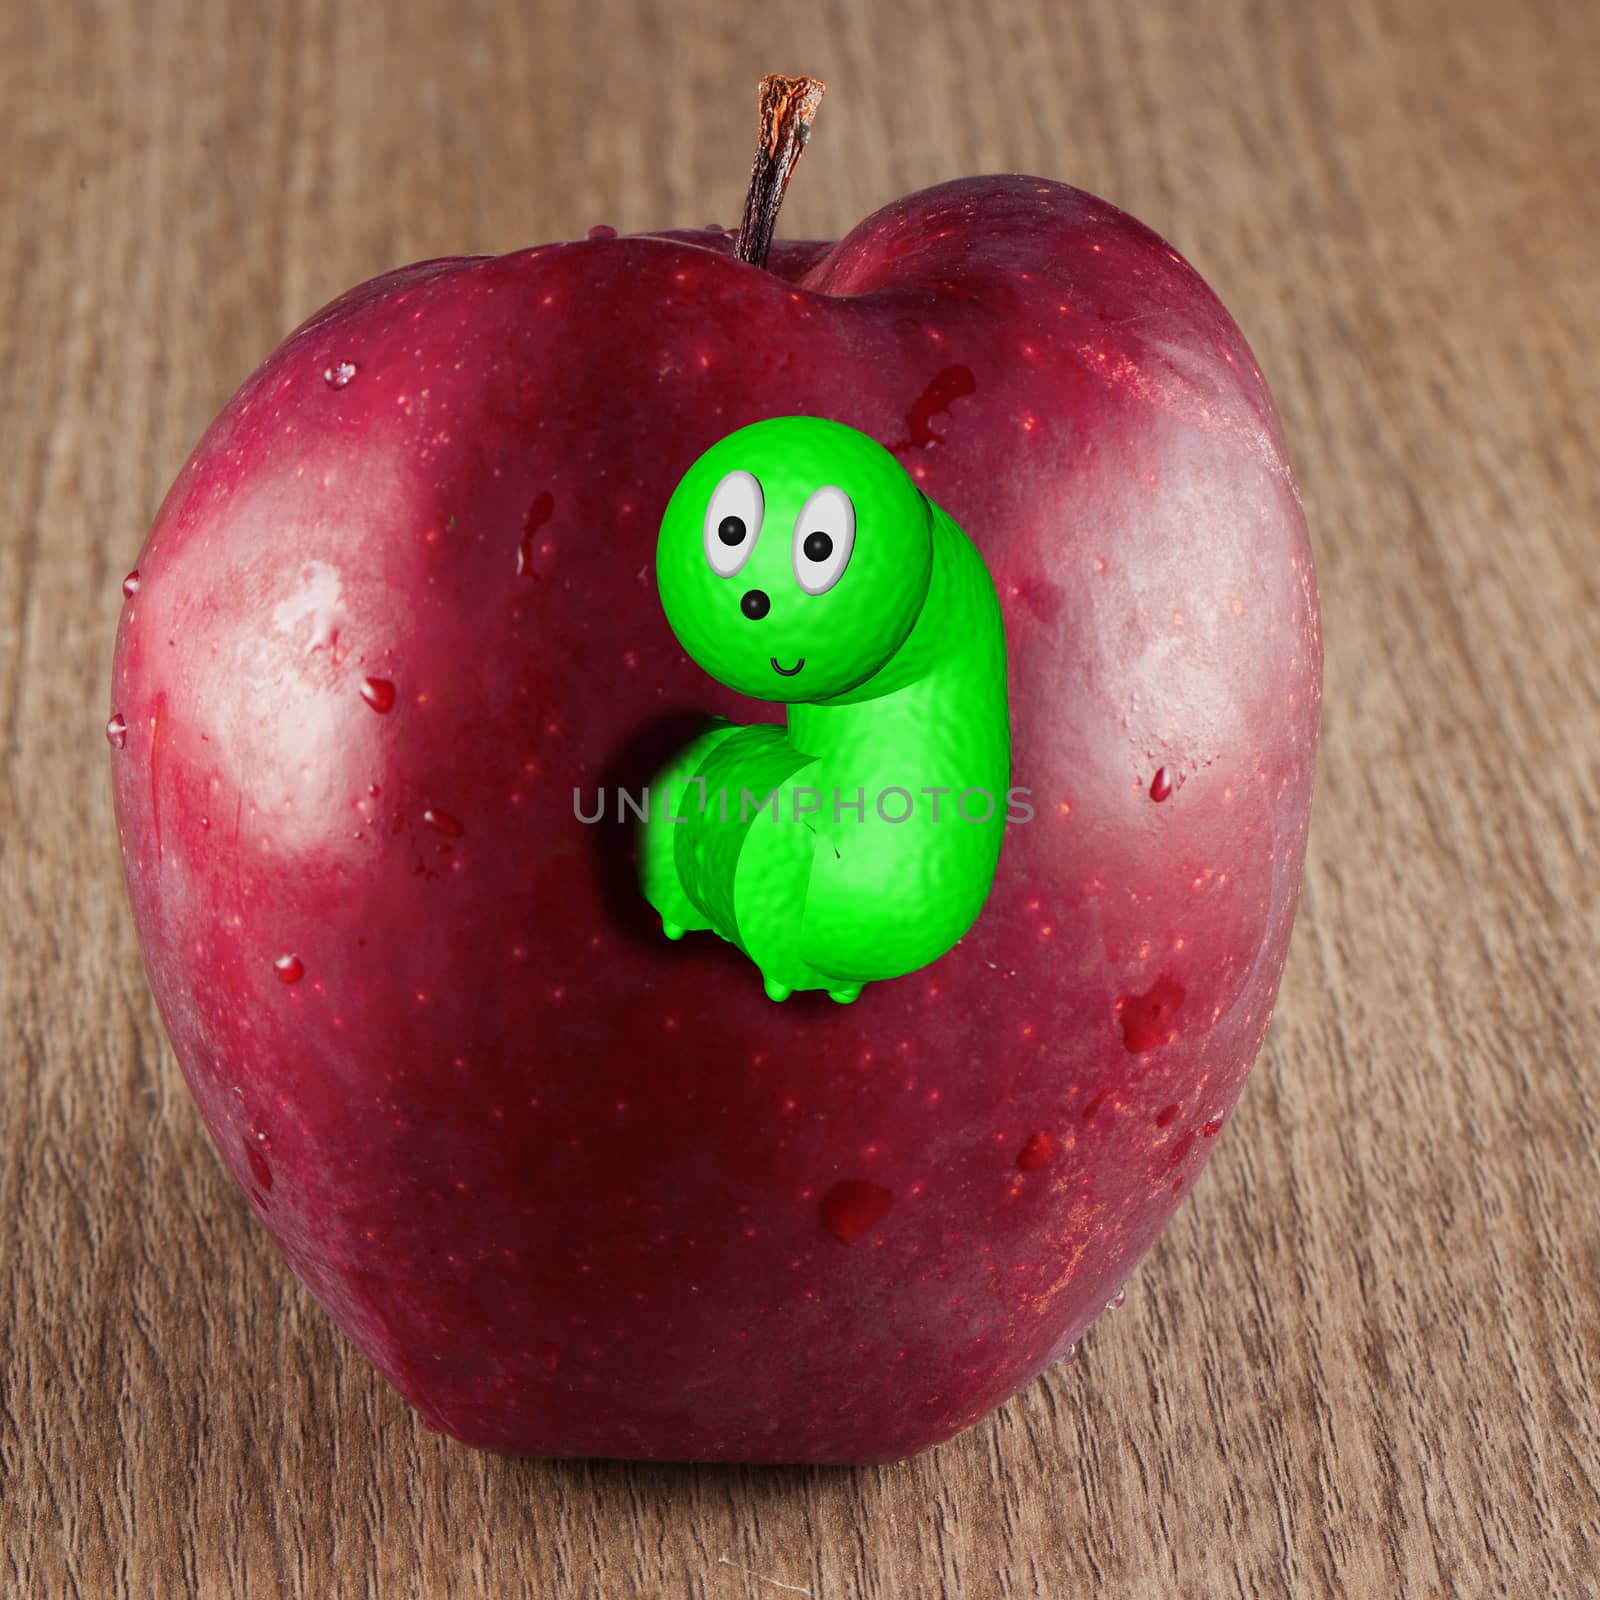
[110,175,1319,1463]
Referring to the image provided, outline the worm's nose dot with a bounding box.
[741,589,771,620]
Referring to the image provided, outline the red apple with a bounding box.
[110,81,1319,1462]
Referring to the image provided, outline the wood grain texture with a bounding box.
[2,0,1597,1594]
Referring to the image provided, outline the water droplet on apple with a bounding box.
[1107,1288,1126,1310]
[1165,1130,1197,1171]
[424,807,464,837]
[1058,1342,1078,1365]
[538,1341,561,1371]
[1119,976,1185,1052]
[1005,574,1064,626]
[360,676,396,714]
[122,570,141,598]
[105,713,127,749]
[1016,1131,1055,1171]
[1154,1102,1181,1127]
[900,364,977,450]
[274,953,304,984]
[586,223,617,240]
[703,221,725,233]
[819,1179,893,1244]
[1201,1115,1225,1137]
[243,1136,273,1191]
[1081,1087,1113,1120]
[323,360,357,389]
[517,491,555,577]
[1150,766,1174,802]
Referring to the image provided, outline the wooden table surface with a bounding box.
[3,0,1597,1594]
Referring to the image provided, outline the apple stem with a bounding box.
[734,73,826,270]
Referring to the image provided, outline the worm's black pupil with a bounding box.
[803,531,833,562]
[718,515,746,546]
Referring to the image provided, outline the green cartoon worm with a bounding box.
[639,416,1010,1003]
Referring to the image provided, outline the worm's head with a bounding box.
[655,417,934,701]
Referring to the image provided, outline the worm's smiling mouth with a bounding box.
[770,657,806,677]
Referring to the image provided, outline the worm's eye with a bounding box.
[704,470,763,577]
[792,485,855,595]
